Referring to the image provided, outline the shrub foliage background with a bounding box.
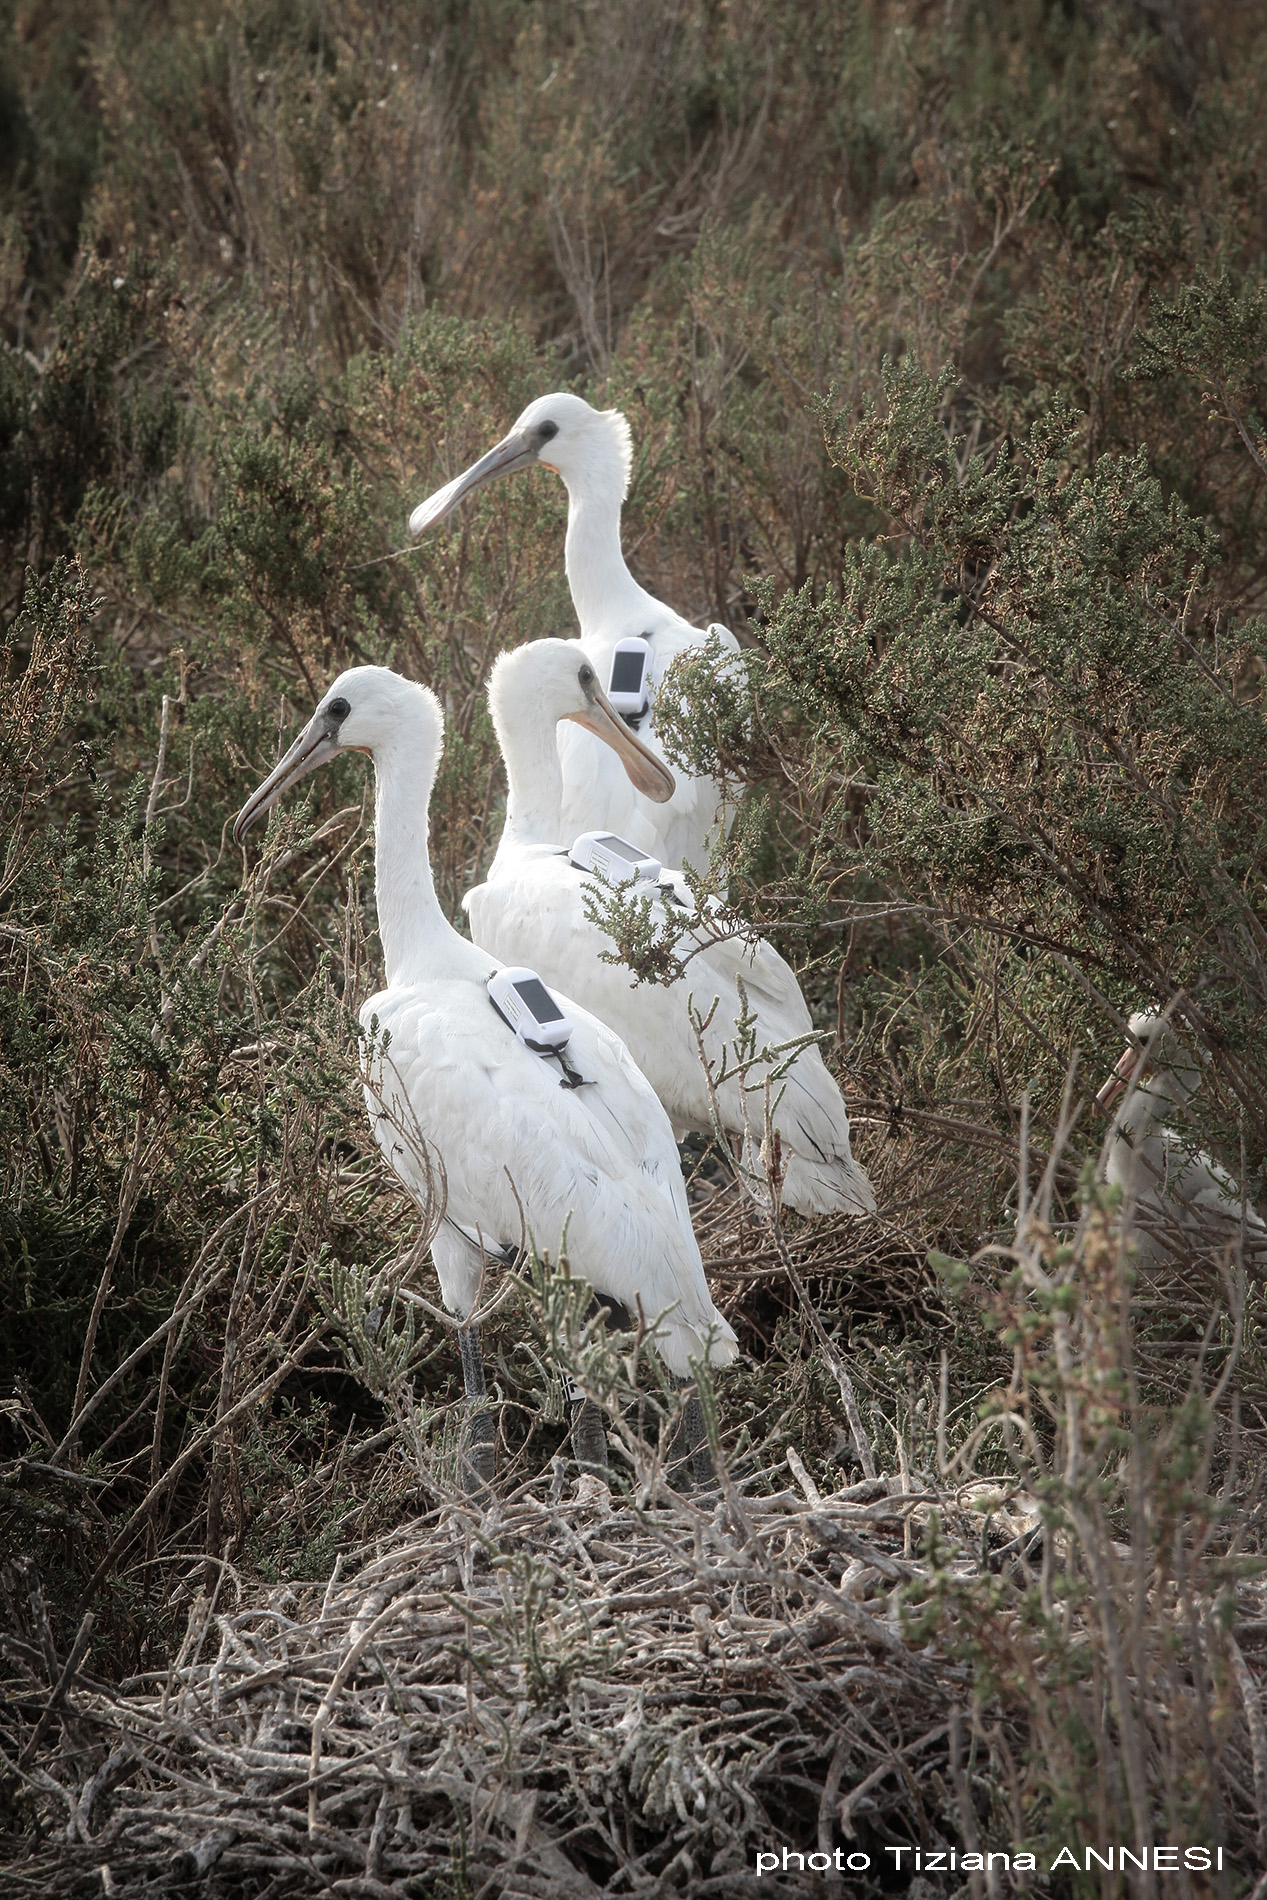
[1,0,1265,1883]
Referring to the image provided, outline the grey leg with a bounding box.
[566,1294,629,1477]
[457,1325,496,1495]
[669,1377,714,1491]
[593,1294,631,1332]
[569,1395,609,1475]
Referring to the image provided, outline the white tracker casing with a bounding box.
[569,831,661,888]
[607,637,652,718]
[487,967,574,1053]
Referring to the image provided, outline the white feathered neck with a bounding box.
[486,648,569,864]
[364,685,465,987]
[555,407,659,640]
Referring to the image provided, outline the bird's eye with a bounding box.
[578,664,594,688]
[538,420,559,443]
[327,696,351,723]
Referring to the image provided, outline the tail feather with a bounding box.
[779,1148,876,1218]
[657,1308,739,1377]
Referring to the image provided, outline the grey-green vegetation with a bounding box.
[1,1,1265,1891]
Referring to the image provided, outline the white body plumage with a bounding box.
[234,665,737,1378]
[1097,1010,1267,1261]
[466,642,876,1219]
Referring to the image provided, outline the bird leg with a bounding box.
[457,1325,496,1495]
[567,1294,631,1477]
[568,1392,609,1476]
[668,1376,714,1492]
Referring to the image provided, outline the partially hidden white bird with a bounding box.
[1097,1010,1267,1260]
[465,640,877,1220]
[233,664,737,1489]
[408,391,740,870]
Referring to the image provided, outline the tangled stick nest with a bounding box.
[4,1464,1049,1898]
[7,1171,1267,1896]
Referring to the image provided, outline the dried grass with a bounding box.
[2,1469,1038,1896]
[5,1141,1266,1895]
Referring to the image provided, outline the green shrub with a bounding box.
[1,0,1264,1874]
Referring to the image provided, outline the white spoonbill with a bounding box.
[1097,1010,1266,1260]
[465,640,876,1220]
[233,665,737,1487]
[409,392,740,869]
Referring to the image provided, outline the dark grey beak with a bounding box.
[233,713,343,843]
[408,428,540,536]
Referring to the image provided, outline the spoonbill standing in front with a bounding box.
[465,640,876,1219]
[233,666,736,1490]
[1097,1009,1267,1261]
[408,392,740,869]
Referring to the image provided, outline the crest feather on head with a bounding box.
[601,407,633,499]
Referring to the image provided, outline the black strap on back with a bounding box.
[552,1049,592,1090]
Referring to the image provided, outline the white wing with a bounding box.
[360,976,737,1373]
[466,851,874,1218]
[1159,1135,1267,1244]
[1108,1123,1267,1260]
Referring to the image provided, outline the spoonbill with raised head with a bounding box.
[1097,1009,1267,1260]
[409,392,740,869]
[465,639,876,1220]
[233,665,736,1490]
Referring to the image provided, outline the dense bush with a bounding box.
[1,0,1264,1885]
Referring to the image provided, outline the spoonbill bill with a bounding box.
[233,665,736,1488]
[408,392,740,869]
[1097,1010,1267,1259]
[465,640,876,1220]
